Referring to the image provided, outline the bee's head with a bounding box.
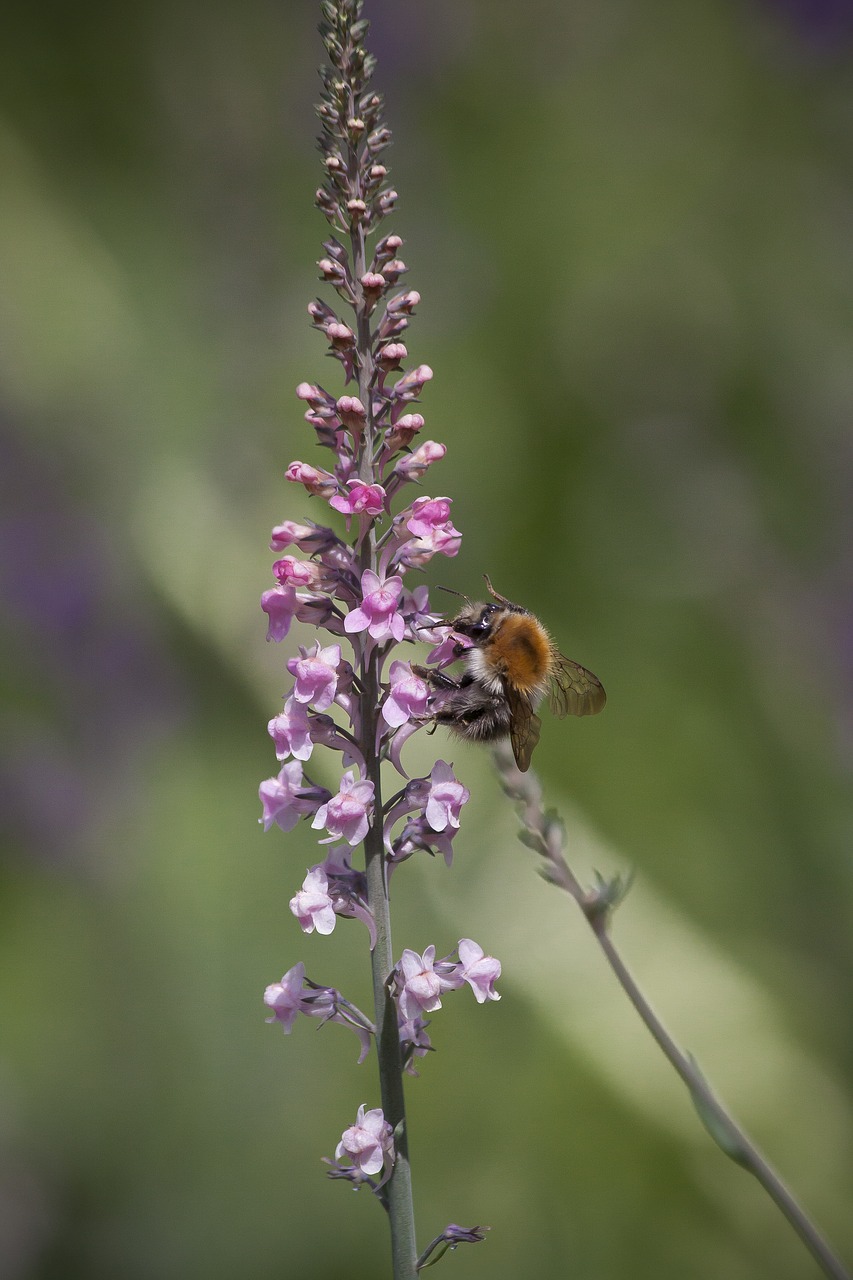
[440,577,526,642]
[451,600,503,641]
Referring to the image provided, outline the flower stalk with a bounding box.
[259,3,494,1275]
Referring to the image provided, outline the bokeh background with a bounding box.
[1,0,852,1276]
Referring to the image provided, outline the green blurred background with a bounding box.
[1,0,852,1276]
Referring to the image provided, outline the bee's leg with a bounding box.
[411,664,461,691]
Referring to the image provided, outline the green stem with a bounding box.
[348,167,418,1275]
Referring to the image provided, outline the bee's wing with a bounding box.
[549,651,606,717]
[506,684,542,772]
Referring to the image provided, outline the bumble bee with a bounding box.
[415,576,605,772]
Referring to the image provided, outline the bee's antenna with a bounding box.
[437,585,472,606]
[483,574,512,606]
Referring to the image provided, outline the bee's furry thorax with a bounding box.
[481,611,553,698]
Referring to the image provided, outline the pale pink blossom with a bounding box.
[329,481,386,518]
[287,642,342,712]
[270,520,339,554]
[456,938,502,1004]
[290,867,337,935]
[261,583,299,642]
[268,699,313,762]
[259,761,322,832]
[397,945,453,1021]
[424,760,470,832]
[273,555,324,588]
[344,569,405,643]
[312,770,375,846]
[382,661,430,729]
[335,1104,394,1178]
[264,962,315,1032]
[285,461,339,499]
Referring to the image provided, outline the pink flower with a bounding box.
[336,395,367,429]
[424,760,470,832]
[426,630,470,668]
[395,496,461,564]
[312,770,375,846]
[269,520,338,553]
[329,481,386,518]
[397,945,451,1020]
[405,496,453,539]
[344,569,405,643]
[258,761,320,832]
[290,867,337,936]
[394,440,446,481]
[285,461,339,499]
[268,699,313,762]
[264,962,312,1033]
[335,1104,395,1178]
[287,642,342,712]
[382,661,430,728]
[385,412,424,451]
[295,381,332,408]
[272,555,324,588]
[392,363,433,401]
[261,583,299,642]
[456,938,501,1004]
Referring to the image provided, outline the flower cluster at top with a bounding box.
[258,0,501,1192]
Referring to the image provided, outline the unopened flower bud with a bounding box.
[377,189,398,214]
[378,342,407,369]
[346,116,365,134]
[308,298,336,326]
[395,440,446,481]
[326,321,355,349]
[318,257,347,282]
[385,412,424,451]
[315,187,338,217]
[336,395,367,429]
[393,364,433,400]
[387,290,420,316]
[382,259,407,283]
[367,126,392,153]
[322,237,348,263]
[360,271,385,295]
[295,381,327,406]
[369,164,387,180]
[285,461,339,499]
[375,233,403,262]
[346,198,367,220]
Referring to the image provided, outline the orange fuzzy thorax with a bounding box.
[486,613,553,696]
